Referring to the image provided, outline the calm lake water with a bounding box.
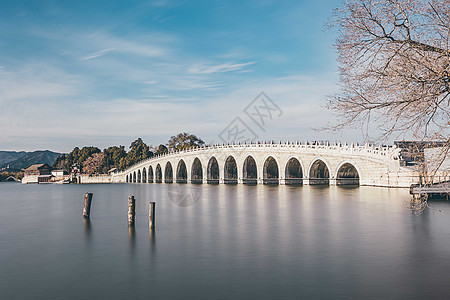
[1,182,450,299]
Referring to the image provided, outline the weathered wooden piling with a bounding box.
[149,202,155,228]
[82,192,93,218]
[128,196,135,225]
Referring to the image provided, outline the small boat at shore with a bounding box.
[55,179,70,184]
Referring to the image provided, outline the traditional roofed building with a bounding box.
[108,168,119,175]
[22,163,53,184]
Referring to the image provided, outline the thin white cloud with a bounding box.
[188,62,256,74]
[157,77,223,90]
[81,48,116,61]
[237,69,254,73]
[88,32,174,58]
[144,80,158,85]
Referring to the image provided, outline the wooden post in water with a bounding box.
[149,202,155,228]
[128,196,135,225]
[82,192,93,218]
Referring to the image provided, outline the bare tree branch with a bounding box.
[327,0,450,146]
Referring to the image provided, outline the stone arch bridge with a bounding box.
[111,142,418,187]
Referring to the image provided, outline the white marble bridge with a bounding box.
[109,141,419,188]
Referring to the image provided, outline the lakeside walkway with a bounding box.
[410,181,450,198]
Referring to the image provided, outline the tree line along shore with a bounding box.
[52,132,204,175]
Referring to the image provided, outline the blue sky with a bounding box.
[0,0,364,152]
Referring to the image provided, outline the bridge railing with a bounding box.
[115,141,400,175]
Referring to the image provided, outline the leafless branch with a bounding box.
[327,0,449,148]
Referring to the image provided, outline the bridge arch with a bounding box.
[243,155,257,184]
[176,160,188,183]
[309,158,330,185]
[137,169,141,183]
[165,162,173,183]
[207,156,219,184]
[336,162,360,185]
[126,174,129,183]
[224,155,238,184]
[148,166,154,183]
[133,171,136,183]
[191,157,203,184]
[263,156,279,185]
[155,164,162,183]
[285,156,303,185]
[142,167,147,183]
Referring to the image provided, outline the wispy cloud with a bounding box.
[80,32,173,59]
[188,62,255,74]
[81,48,116,60]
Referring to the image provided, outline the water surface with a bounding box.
[1,183,450,299]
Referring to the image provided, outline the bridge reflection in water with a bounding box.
[117,142,415,187]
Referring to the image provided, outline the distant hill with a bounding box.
[0,151,27,166]
[0,150,62,171]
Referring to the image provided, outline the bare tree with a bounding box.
[82,153,105,175]
[328,0,449,145]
